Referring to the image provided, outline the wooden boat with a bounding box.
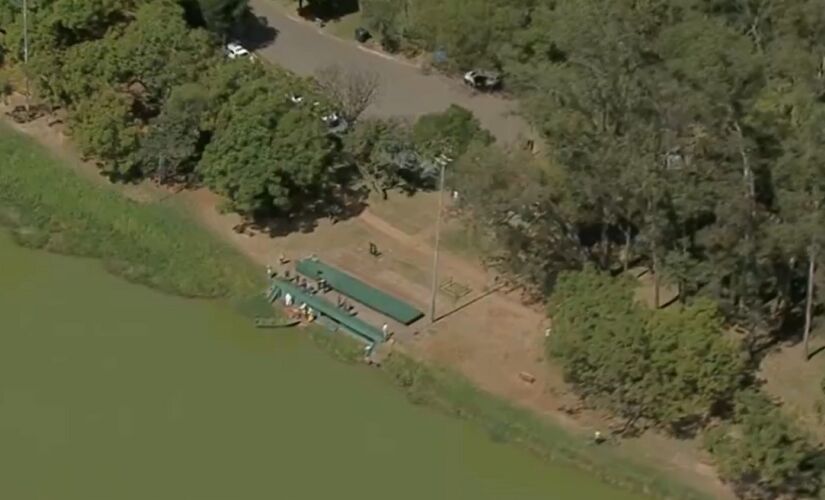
[254,317,301,329]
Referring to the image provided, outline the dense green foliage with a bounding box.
[0,0,467,218]
[360,0,521,68]
[188,0,248,34]
[411,104,493,157]
[0,124,260,297]
[198,71,339,217]
[548,269,825,497]
[438,0,825,360]
[342,105,490,196]
[549,268,747,436]
[704,390,825,499]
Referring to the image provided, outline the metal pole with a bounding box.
[22,0,29,111]
[429,161,446,322]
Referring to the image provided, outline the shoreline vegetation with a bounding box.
[0,123,261,299]
[0,123,707,500]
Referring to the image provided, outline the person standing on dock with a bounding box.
[382,323,389,339]
[284,292,293,307]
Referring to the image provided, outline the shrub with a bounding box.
[704,390,825,499]
[548,268,747,435]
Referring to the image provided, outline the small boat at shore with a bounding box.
[254,317,301,329]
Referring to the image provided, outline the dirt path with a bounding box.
[1,106,732,499]
[245,0,533,145]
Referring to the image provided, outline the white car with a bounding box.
[225,42,251,60]
[463,69,501,90]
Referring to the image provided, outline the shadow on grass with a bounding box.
[233,186,369,238]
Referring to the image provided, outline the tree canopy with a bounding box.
[549,268,747,436]
[705,390,825,499]
[412,104,493,158]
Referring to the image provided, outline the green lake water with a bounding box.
[0,232,644,500]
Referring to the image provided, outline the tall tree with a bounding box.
[451,142,587,290]
[412,104,493,158]
[138,82,210,182]
[549,268,747,434]
[344,117,412,197]
[314,64,380,122]
[195,0,247,35]
[645,298,746,435]
[658,13,783,349]
[198,87,338,218]
[113,0,217,111]
[70,88,140,176]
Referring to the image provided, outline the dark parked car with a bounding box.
[355,27,371,43]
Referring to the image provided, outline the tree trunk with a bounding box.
[652,249,660,309]
[648,197,660,309]
[623,226,632,272]
[600,212,609,270]
[733,121,757,223]
[803,245,817,360]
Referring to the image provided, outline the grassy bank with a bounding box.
[380,353,710,500]
[0,124,261,298]
[304,328,711,500]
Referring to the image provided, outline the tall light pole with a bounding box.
[429,155,449,323]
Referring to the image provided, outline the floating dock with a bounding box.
[296,258,423,325]
[268,278,384,344]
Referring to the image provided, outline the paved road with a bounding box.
[247,0,532,144]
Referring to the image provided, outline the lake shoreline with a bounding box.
[0,121,710,500]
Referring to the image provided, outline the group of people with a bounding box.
[283,292,316,322]
[265,254,291,279]
[335,295,356,315]
[271,252,393,340]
